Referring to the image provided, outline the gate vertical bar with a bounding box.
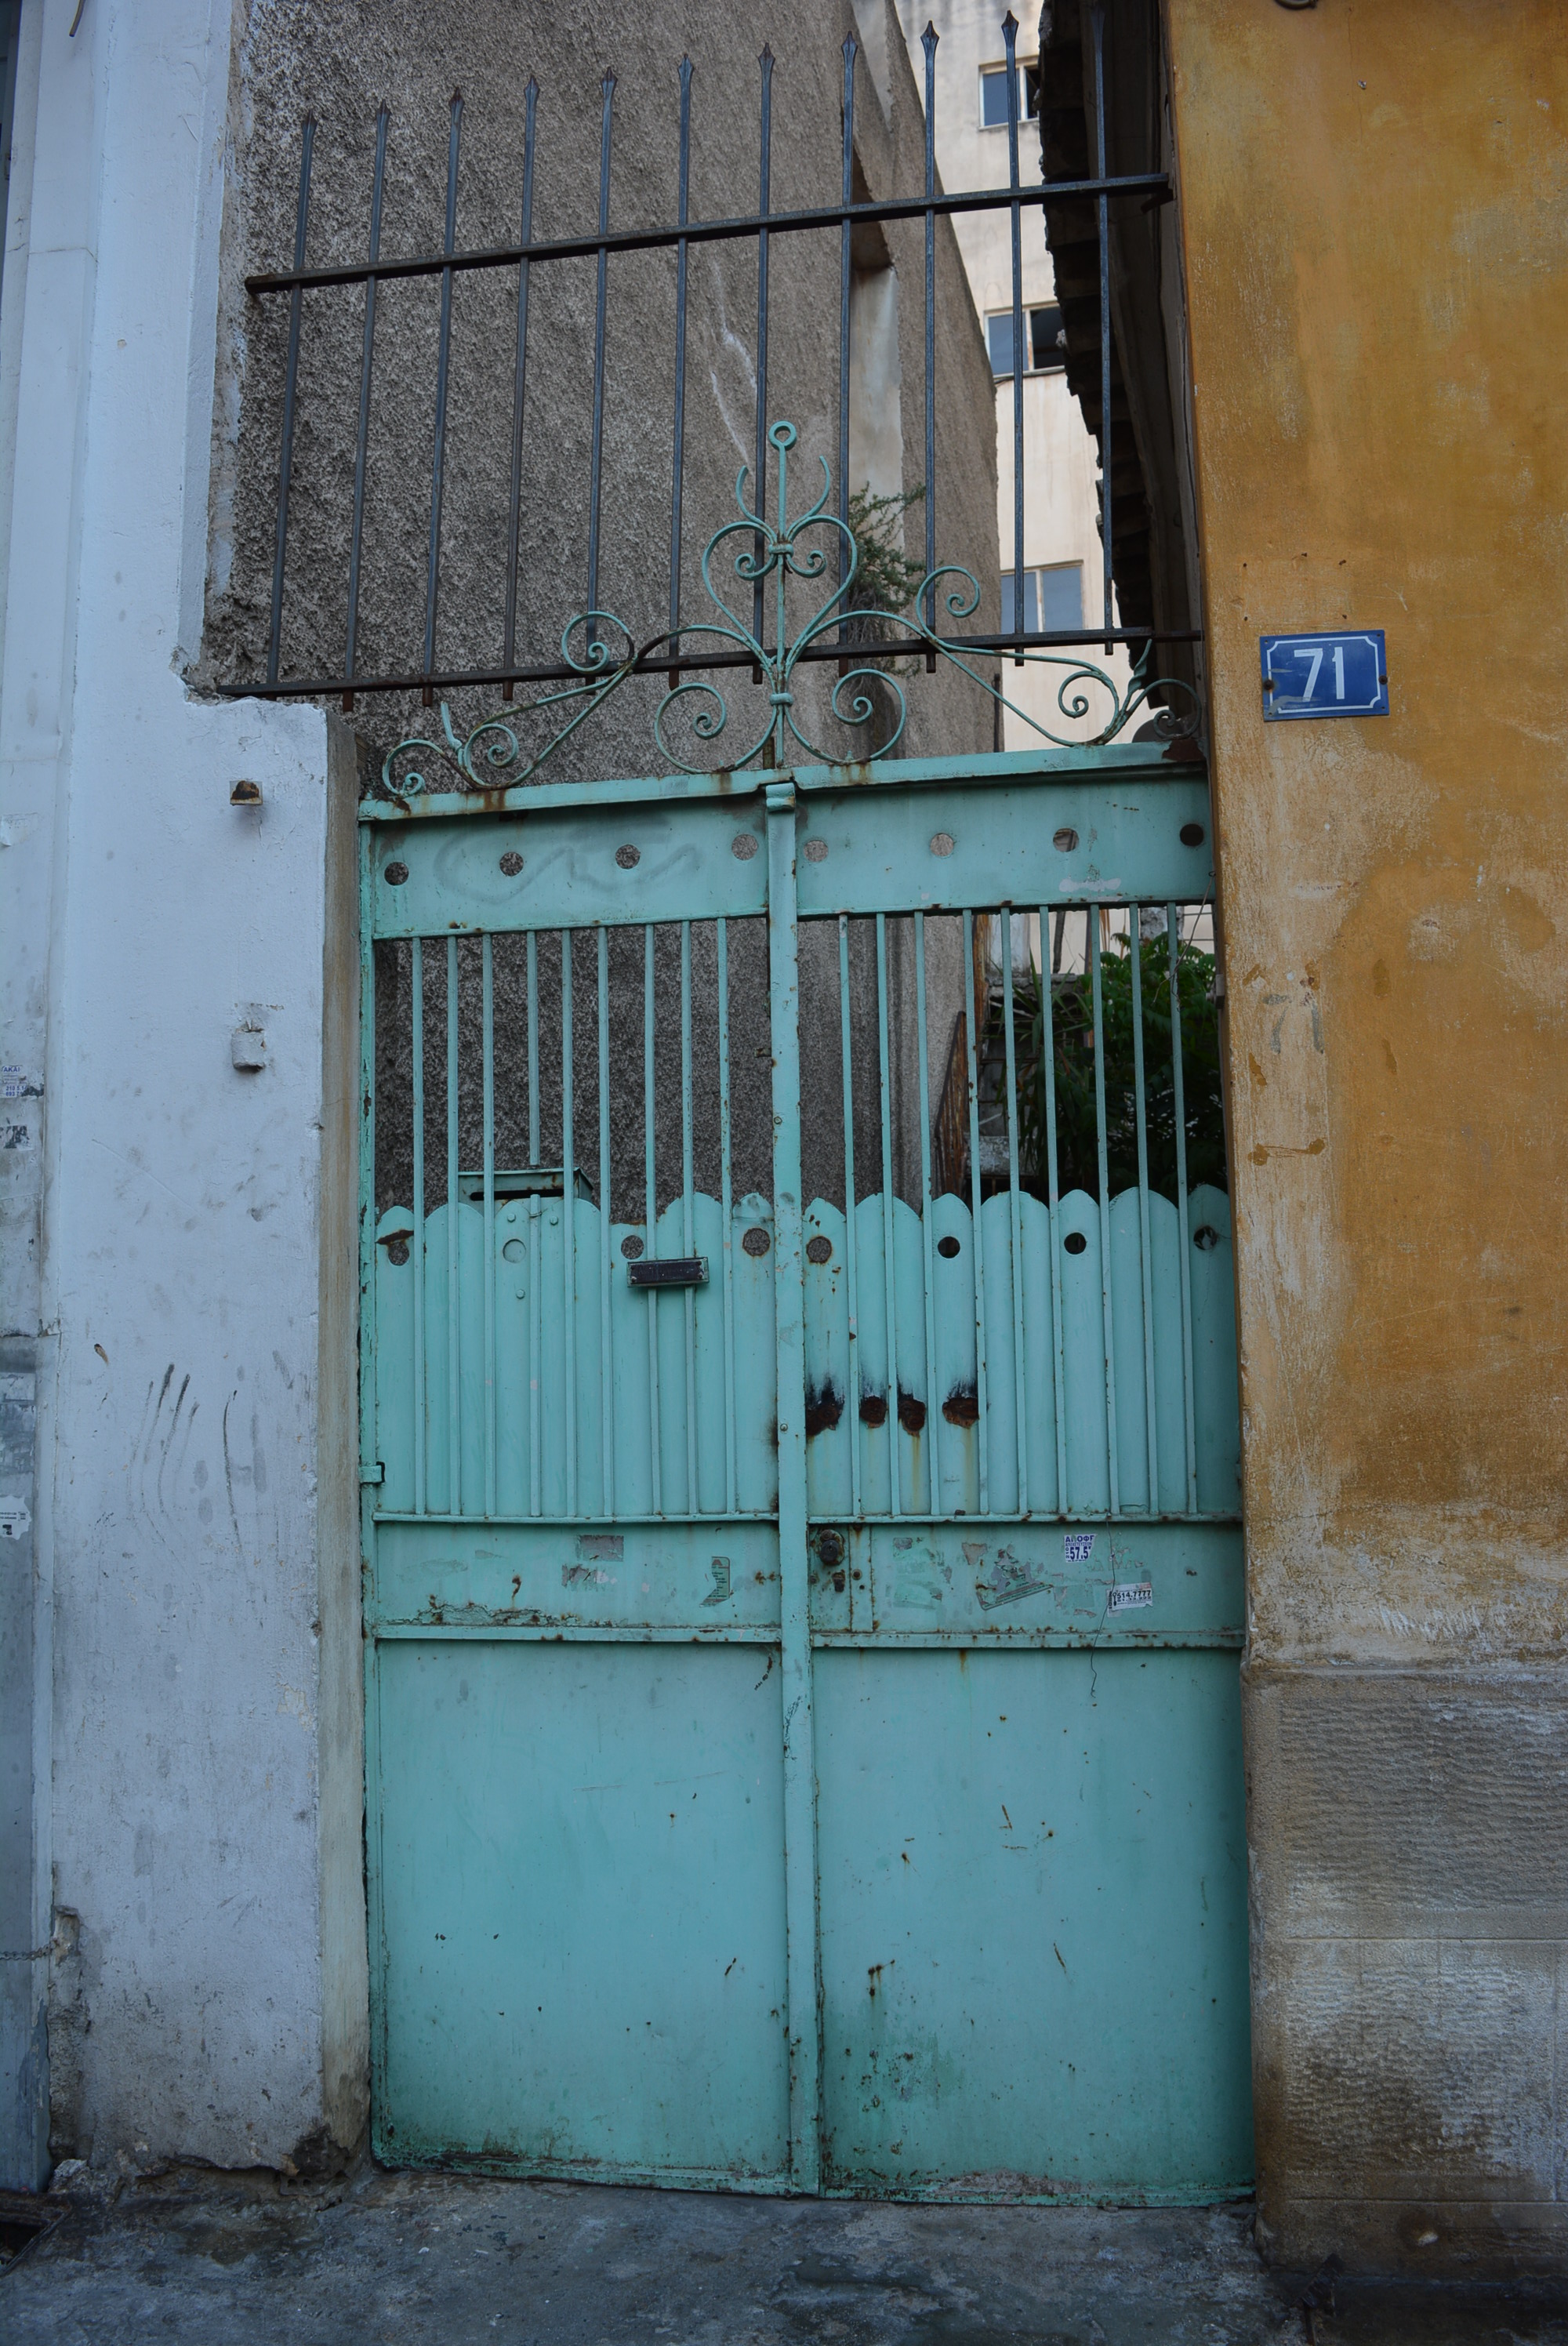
[644,924,662,1513]
[501,78,539,695]
[446,936,461,1516]
[921,24,938,660]
[527,931,542,1519]
[838,915,862,1517]
[1037,905,1068,1509]
[561,930,578,1514]
[667,58,692,688]
[422,96,463,701]
[837,36,855,623]
[751,49,773,656]
[357,820,383,2137]
[717,916,737,1514]
[598,927,615,1518]
[962,910,989,1512]
[768,779,819,2192]
[1129,920,1159,1509]
[1004,13,1025,666]
[1089,914,1120,1513]
[874,913,902,1517]
[266,117,314,688]
[913,913,939,1512]
[1091,2,1114,647]
[358,829,377,1503]
[1169,906,1200,1513]
[482,934,496,1519]
[681,921,699,1511]
[1000,909,1028,1512]
[343,106,387,710]
[586,72,616,633]
[411,939,426,1516]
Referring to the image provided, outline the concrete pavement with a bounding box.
[5,2168,1568,2344]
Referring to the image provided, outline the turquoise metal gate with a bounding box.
[361,727,1250,2202]
[228,9,1250,2210]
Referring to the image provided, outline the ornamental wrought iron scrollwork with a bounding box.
[380,419,1198,797]
[379,612,639,797]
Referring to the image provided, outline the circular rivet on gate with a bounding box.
[1064,1230,1088,1256]
[502,1237,526,1264]
[937,1233,961,1259]
[1052,827,1079,855]
[499,849,524,877]
[930,831,955,857]
[731,832,759,861]
[803,837,829,863]
[1193,1225,1221,1251]
[615,844,641,869]
[805,1234,833,1266]
[621,1233,644,1259]
[385,860,409,886]
[742,1226,771,1258]
[818,1530,845,1568]
[386,1237,409,1267]
[1180,821,1206,848]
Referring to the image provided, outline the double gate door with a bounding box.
[361,749,1254,2198]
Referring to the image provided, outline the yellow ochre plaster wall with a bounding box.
[1165,0,1568,2273]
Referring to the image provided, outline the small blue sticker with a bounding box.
[1063,1531,1095,1564]
[1260,629,1388,721]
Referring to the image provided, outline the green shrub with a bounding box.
[1011,935,1226,1200]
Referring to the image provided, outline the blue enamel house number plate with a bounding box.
[1260,629,1388,721]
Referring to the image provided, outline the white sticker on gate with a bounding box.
[1107,1580,1153,1614]
[1062,1531,1095,1564]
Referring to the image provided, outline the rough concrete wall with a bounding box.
[1163,0,1568,2274]
[197,0,998,781]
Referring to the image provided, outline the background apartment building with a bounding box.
[894,0,1134,748]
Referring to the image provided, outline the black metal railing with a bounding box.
[227,10,1198,715]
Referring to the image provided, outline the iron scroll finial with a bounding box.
[379,419,1199,797]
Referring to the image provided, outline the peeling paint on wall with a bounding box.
[1167,0,1568,2274]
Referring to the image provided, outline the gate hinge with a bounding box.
[360,1462,385,1487]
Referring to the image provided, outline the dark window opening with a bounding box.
[985,304,1065,379]
[980,60,1040,129]
[1001,564,1082,637]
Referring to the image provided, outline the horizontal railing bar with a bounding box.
[369,1625,1244,1649]
[356,739,1209,820]
[368,1512,1242,1527]
[223,626,1203,703]
[243,171,1170,297]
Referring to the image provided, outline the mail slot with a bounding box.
[626,1255,709,1288]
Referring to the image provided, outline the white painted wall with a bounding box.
[0,0,338,2178]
